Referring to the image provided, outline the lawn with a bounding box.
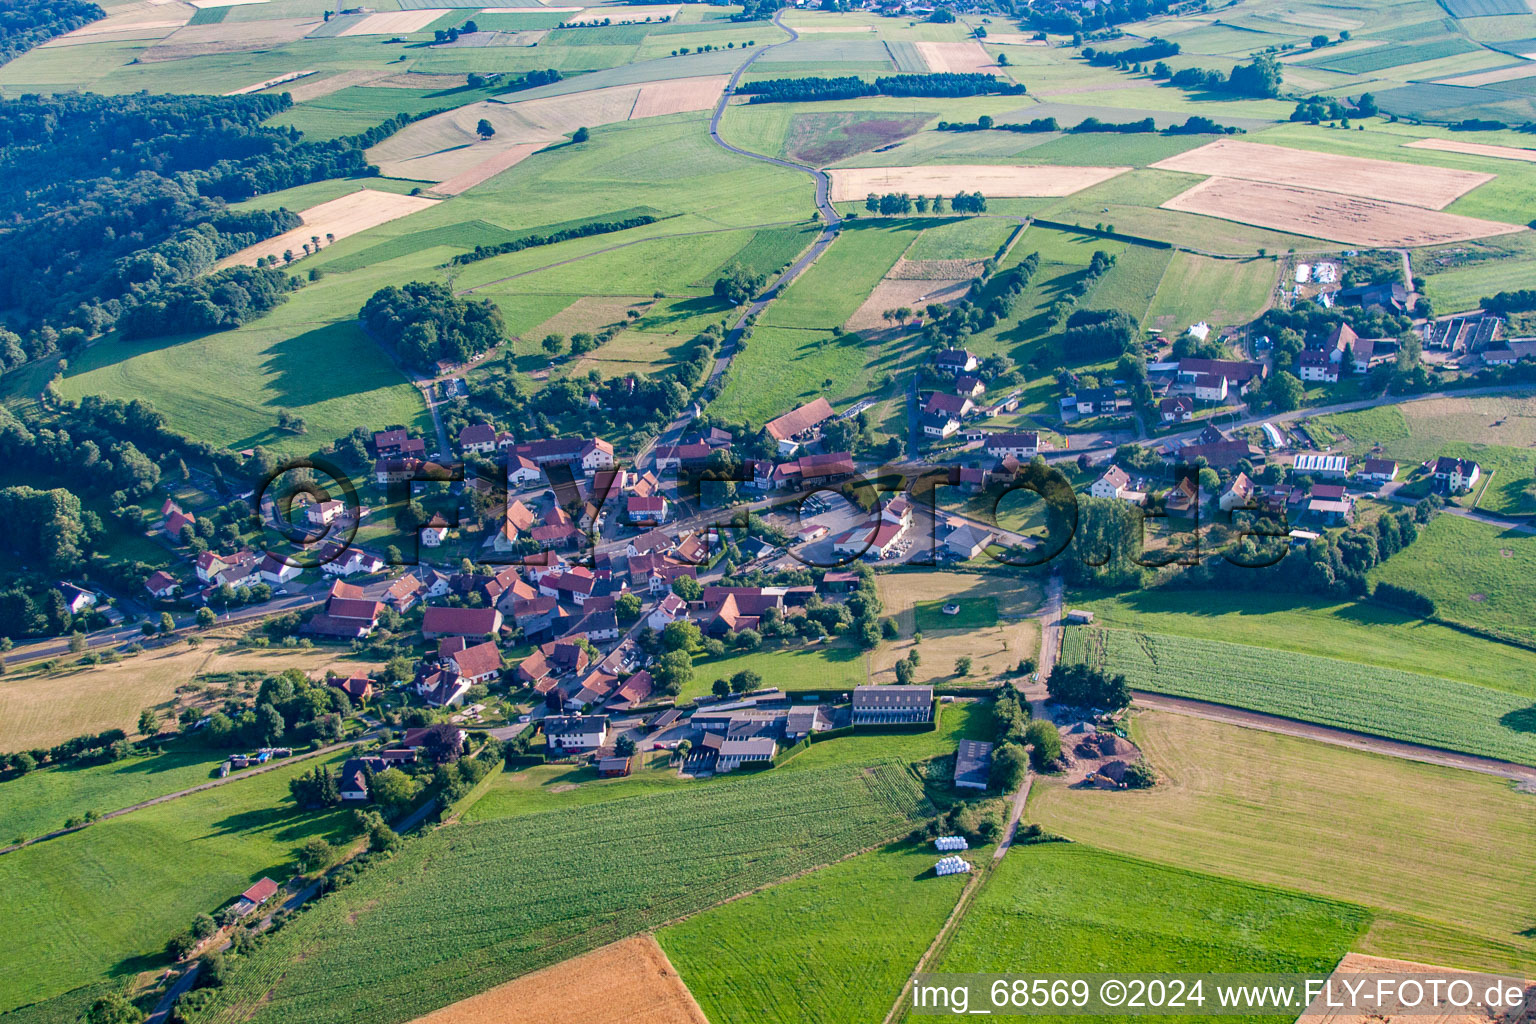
[1367,512,1536,642]
[929,842,1369,1022]
[1062,625,1536,765]
[685,642,868,701]
[659,840,968,1024]
[914,596,998,631]
[0,751,358,1014]
[1063,588,1536,695]
[1029,712,1536,975]
[187,762,932,1024]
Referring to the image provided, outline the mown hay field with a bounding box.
[1030,713,1536,974]
[1062,626,1536,764]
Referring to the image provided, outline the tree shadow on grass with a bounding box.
[1500,704,1536,734]
[263,323,399,408]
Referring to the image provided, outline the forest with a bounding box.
[0,0,102,66]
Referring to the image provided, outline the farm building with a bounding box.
[851,685,933,725]
[1293,453,1349,478]
[598,756,632,777]
[954,740,993,790]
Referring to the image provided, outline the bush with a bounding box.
[1024,719,1061,771]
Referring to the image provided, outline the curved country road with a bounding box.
[640,11,845,467]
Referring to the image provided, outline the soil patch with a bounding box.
[785,111,932,166]
[913,39,993,73]
[408,935,707,1024]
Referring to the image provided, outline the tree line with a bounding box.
[739,72,1025,104]
[939,113,1241,135]
[448,213,661,266]
[1081,36,1179,66]
[0,0,102,66]
[1150,55,1283,99]
[861,191,986,215]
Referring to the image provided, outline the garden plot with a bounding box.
[368,77,727,181]
[1160,177,1523,248]
[1405,136,1536,162]
[829,164,1128,201]
[913,39,994,72]
[845,276,972,330]
[410,936,707,1024]
[562,4,679,23]
[217,189,440,268]
[1149,139,1494,209]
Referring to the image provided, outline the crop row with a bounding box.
[1063,627,1536,765]
[200,761,931,1024]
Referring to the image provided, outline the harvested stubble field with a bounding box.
[1030,713,1536,974]
[334,8,451,34]
[845,276,972,329]
[1149,139,1494,209]
[1159,177,1524,247]
[225,69,316,95]
[139,17,319,60]
[367,76,726,181]
[193,762,932,1024]
[1061,626,1536,765]
[409,936,707,1024]
[1439,62,1536,86]
[827,164,1129,201]
[431,143,545,195]
[527,295,654,338]
[1406,136,1536,162]
[0,642,380,752]
[218,189,440,268]
[1297,953,1532,1024]
[913,39,994,73]
[563,4,680,24]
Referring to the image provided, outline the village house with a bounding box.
[159,499,195,540]
[1193,373,1230,401]
[983,432,1040,460]
[1089,465,1133,501]
[543,715,609,753]
[1218,472,1255,512]
[1432,456,1481,494]
[1306,483,1355,525]
[1159,395,1193,424]
[1072,387,1130,417]
[421,515,450,547]
[851,685,934,725]
[1359,458,1398,483]
[144,570,179,600]
[259,553,302,586]
[306,499,345,527]
[932,348,979,376]
[1175,358,1266,395]
[328,675,374,703]
[627,494,669,525]
[506,437,615,475]
[1164,477,1200,517]
[954,374,985,398]
[303,581,383,639]
[439,637,503,685]
[320,547,385,578]
[458,423,497,456]
[515,639,591,689]
[373,429,425,458]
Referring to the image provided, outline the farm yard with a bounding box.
[1029,713,1536,974]
[1060,625,1536,765]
